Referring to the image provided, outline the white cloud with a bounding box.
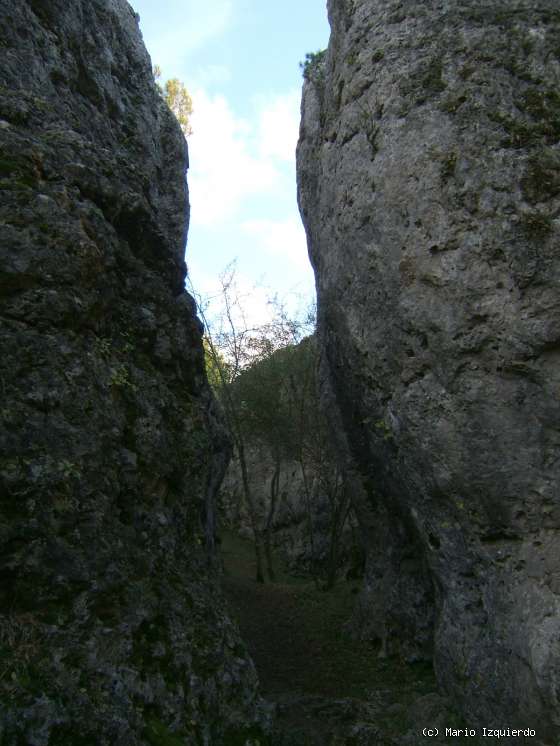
[190,64,232,88]
[187,89,281,225]
[186,88,304,227]
[184,0,233,52]
[135,0,233,71]
[187,265,277,332]
[255,90,301,163]
[241,217,310,270]
[174,75,312,310]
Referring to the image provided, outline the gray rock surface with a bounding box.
[221,446,361,581]
[297,0,560,739]
[0,1,268,742]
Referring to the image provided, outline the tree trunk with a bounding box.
[238,442,265,583]
[264,455,281,582]
[299,457,320,589]
[325,472,351,590]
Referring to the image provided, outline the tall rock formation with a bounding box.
[297,0,560,738]
[0,1,267,742]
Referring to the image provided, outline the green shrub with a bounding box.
[300,50,327,83]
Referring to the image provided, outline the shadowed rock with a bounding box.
[0,1,269,742]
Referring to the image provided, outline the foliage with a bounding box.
[196,264,312,393]
[230,335,310,457]
[154,65,193,136]
[189,266,317,581]
[299,50,327,82]
[109,363,137,391]
[203,337,231,392]
[191,265,351,588]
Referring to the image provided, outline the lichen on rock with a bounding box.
[297,0,560,739]
[0,1,269,743]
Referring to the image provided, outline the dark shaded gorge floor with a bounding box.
[220,531,449,745]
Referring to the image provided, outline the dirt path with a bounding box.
[220,531,443,745]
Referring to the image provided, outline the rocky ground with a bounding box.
[221,531,465,745]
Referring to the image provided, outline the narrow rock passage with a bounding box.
[220,531,447,745]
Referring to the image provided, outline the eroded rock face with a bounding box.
[0,1,267,742]
[297,0,560,738]
[221,446,361,581]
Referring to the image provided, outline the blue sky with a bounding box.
[129,0,330,325]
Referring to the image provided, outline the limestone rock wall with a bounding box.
[0,1,267,742]
[297,0,560,738]
[221,447,361,581]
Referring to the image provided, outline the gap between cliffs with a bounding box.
[220,530,465,745]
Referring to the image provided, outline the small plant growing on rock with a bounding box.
[59,459,82,480]
[154,65,193,137]
[300,50,327,83]
[109,364,137,391]
[94,335,111,359]
[356,101,381,157]
[440,151,458,180]
[374,419,393,442]
[519,210,554,241]
[422,59,446,95]
[521,149,560,203]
